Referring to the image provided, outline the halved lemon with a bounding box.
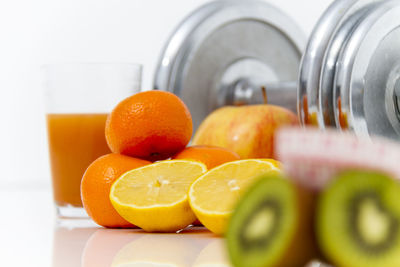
[188,159,281,235]
[110,160,207,232]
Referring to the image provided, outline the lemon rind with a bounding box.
[111,194,189,209]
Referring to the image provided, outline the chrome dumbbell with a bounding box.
[154,0,400,142]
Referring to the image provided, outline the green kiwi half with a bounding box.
[226,174,319,267]
[317,170,400,267]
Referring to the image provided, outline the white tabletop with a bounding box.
[0,185,232,267]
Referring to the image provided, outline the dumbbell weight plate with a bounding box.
[319,2,380,128]
[154,0,305,131]
[298,0,386,127]
[334,0,400,140]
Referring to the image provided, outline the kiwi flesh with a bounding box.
[226,174,319,267]
[317,170,400,267]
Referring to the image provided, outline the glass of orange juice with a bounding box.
[43,63,142,218]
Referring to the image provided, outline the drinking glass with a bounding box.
[43,63,142,218]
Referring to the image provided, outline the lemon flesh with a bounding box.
[188,159,281,235]
[110,160,207,232]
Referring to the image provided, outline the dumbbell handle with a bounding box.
[224,79,298,113]
[225,77,400,120]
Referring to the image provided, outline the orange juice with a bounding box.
[47,114,110,207]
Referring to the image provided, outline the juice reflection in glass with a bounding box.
[44,63,142,218]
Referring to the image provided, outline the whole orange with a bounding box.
[105,91,193,161]
[172,145,240,169]
[81,153,151,228]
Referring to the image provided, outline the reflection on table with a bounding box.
[52,225,232,267]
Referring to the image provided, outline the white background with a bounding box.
[0,0,333,188]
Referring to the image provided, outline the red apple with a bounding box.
[192,105,299,159]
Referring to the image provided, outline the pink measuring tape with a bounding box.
[275,127,400,190]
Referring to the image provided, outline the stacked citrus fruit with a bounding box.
[81,90,282,234]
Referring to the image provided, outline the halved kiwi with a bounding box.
[317,170,400,267]
[226,174,319,267]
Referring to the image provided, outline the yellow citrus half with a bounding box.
[188,159,281,235]
[110,160,207,232]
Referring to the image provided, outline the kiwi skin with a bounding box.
[226,174,321,267]
[277,180,320,267]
